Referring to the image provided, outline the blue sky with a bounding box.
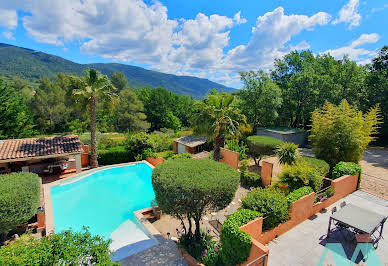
[0,0,386,88]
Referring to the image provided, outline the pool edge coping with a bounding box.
[44,160,155,234]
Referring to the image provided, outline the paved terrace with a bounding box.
[267,190,388,266]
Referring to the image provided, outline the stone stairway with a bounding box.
[120,236,188,266]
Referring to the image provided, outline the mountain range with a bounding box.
[0,43,234,98]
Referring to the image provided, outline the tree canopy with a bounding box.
[152,158,240,240]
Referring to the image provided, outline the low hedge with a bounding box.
[286,186,313,206]
[220,209,262,265]
[332,162,361,179]
[242,188,289,230]
[0,172,40,235]
[296,157,329,176]
[279,162,324,192]
[0,228,117,265]
[98,146,133,165]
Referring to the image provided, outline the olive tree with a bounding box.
[0,173,40,240]
[152,158,240,241]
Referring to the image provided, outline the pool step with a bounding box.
[120,237,188,266]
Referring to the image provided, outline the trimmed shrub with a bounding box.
[276,142,300,165]
[309,100,381,167]
[242,188,289,230]
[0,173,40,235]
[279,162,324,192]
[332,162,361,179]
[246,136,283,165]
[98,146,132,165]
[152,159,239,240]
[220,209,262,265]
[296,157,330,176]
[0,228,117,265]
[286,186,313,206]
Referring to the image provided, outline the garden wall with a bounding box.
[242,173,359,263]
[261,161,273,186]
[146,157,164,167]
[220,147,239,169]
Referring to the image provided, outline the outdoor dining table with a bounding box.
[327,203,387,245]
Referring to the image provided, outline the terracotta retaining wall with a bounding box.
[81,144,89,167]
[146,157,164,167]
[220,147,239,169]
[261,161,273,186]
[179,248,205,266]
[242,173,359,263]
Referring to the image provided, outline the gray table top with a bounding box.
[331,204,386,234]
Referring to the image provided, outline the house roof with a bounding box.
[0,135,83,162]
[174,135,207,148]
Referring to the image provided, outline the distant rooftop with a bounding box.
[174,135,207,148]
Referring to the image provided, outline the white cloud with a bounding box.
[322,33,380,63]
[233,11,247,25]
[0,1,333,87]
[0,9,18,29]
[333,0,361,29]
[2,31,15,40]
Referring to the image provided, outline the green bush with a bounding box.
[220,209,262,265]
[98,146,132,165]
[309,100,381,167]
[332,162,361,179]
[155,150,175,159]
[276,142,300,165]
[0,228,117,265]
[0,173,40,235]
[125,132,153,157]
[286,186,313,206]
[241,171,262,188]
[142,148,156,159]
[279,162,324,192]
[314,188,335,203]
[246,136,283,165]
[296,157,330,176]
[149,133,173,152]
[169,152,193,160]
[242,188,289,230]
[225,139,248,160]
[152,159,239,240]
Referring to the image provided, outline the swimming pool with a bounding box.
[50,162,157,260]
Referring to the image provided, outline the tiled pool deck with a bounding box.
[267,190,388,265]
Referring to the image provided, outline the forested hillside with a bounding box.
[0,43,234,98]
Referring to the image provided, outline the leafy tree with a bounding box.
[114,89,150,132]
[239,70,282,129]
[30,77,69,133]
[191,92,247,161]
[246,136,283,165]
[152,159,239,241]
[365,46,388,144]
[0,78,35,138]
[0,228,117,265]
[309,100,381,167]
[0,173,40,240]
[164,112,181,131]
[71,69,117,168]
[111,72,130,90]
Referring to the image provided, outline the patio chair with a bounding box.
[340,201,347,208]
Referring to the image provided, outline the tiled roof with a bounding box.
[174,135,207,148]
[0,135,83,161]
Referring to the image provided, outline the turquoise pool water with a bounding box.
[50,163,155,241]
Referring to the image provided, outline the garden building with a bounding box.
[0,135,87,175]
[173,135,207,154]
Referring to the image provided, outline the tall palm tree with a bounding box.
[192,92,247,161]
[71,69,117,168]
